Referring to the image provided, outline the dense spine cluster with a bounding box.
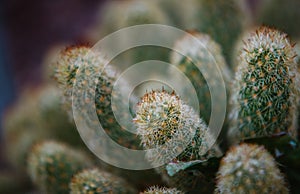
[229,26,299,140]
[51,45,90,117]
[51,45,140,149]
[215,143,288,194]
[134,89,219,166]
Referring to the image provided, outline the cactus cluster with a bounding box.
[3,1,300,193]
[27,141,92,194]
[215,143,288,194]
[229,26,300,141]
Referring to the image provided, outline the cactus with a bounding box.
[170,31,231,125]
[70,168,136,194]
[229,26,300,141]
[215,143,288,194]
[27,141,92,194]
[194,0,245,67]
[141,186,184,194]
[134,89,220,166]
[51,44,166,192]
[51,45,140,149]
[51,45,90,117]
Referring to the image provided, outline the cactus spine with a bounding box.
[229,26,299,141]
[27,141,92,194]
[215,143,288,194]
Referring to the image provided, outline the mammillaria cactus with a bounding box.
[134,89,221,193]
[27,141,92,194]
[51,45,140,149]
[229,26,300,141]
[51,45,91,117]
[70,168,136,194]
[141,186,184,194]
[215,143,288,194]
[134,89,220,166]
[170,31,231,124]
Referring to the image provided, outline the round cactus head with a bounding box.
[70,168,136,194]
[229,26,299,141]
[134,89,219,166]
[215,143,288,194]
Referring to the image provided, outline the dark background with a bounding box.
[0,0,107,168]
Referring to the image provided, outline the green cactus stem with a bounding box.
[229,26,299,141]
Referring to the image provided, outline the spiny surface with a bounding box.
[215,143,288,194]
[52,45,140,149]
[134,89,217,165]
[230,26,299,140]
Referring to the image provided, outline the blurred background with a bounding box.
[1,0,300,193]
[0,0,106,160]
